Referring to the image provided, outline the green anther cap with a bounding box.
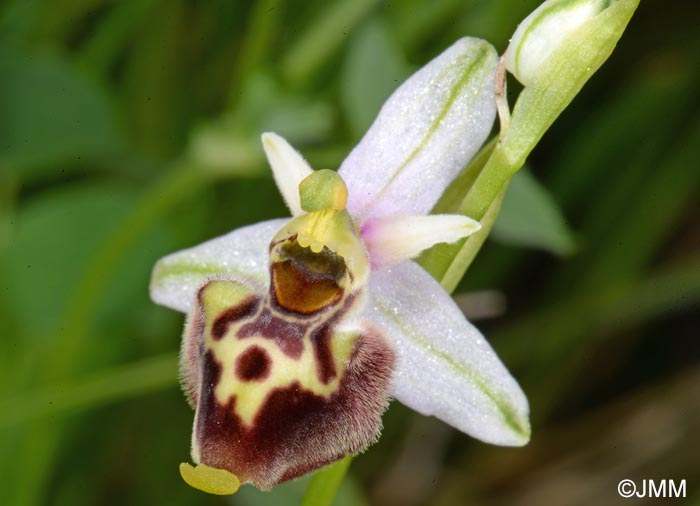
[299,169,348,212]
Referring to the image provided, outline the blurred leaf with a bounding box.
[0,0,42,47]
[190,69,337,174]
[0,169,17,253]
[547,69,698,295]
[76,0,158,77]
[0,352,178,429]
[341,19,409,137]
[234,72,335,143]
[578,114,700,291]
[226,0,281,107]
[33,0,108,44]
[1,182,152,338]
[188,124,266,177]
[121,0,186,156]
[491,169,576,256]
[282,0,379,86]
[455,0,541,50]
[0,52,122,176]
[548,64,694,210]
[394,0,475,51]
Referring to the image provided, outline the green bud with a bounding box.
[505,0,615,86]
[501,0,639,165]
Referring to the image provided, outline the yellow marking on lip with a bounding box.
[199,279,257,319]
[209,330,357,426]
[199,274,363,427]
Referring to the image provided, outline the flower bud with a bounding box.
[505,0,614,85]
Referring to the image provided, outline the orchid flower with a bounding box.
[150,37,529,495]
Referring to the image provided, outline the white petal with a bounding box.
[150,218,287,313]
[261,132,314,216]
[366,261,530,446]
[361,214,481,269]
[339,37,498,221]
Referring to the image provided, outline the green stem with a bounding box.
[434,183,508,292]
[418,141,517,290]
[301,456,353,506]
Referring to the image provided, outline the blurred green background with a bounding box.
[1,0,699,505]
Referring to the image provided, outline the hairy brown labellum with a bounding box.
[180,214,395,489]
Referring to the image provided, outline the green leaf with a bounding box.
[281,0,380,86]
[235,72,335,142]
[0,53,122,176]
[341,19,410,137]
[0,169,17,254]
[491,169,575,255]
[0,352,178,429]
[190,72,336,175]
[0,182,167,338]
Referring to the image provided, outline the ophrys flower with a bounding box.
[150,37,529,494]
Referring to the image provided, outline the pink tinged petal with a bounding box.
[366,261,530,446]
[261,132,314,217]
[149,218,287,313]
[361,214,481,270]
[338,37,498,220]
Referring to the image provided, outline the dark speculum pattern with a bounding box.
[235,346,271,381]
[195,324,395,490]
[308,294,354,384]
[310,325,336,384]
[237,307,307,358]
[211,296,260,340]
